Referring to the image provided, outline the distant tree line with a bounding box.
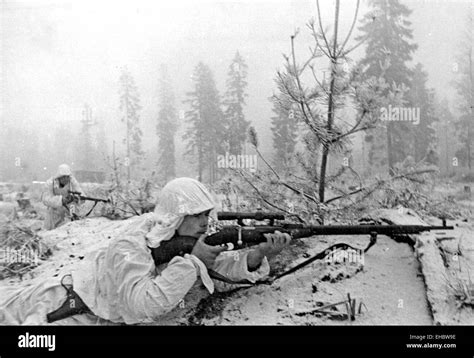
[1,2,472,184]
[182,51,250,183]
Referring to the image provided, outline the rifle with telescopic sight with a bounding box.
[153,211,454,267]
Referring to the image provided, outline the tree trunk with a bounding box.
[318,0,340,204]
[209,150,213,184]
[198,140,203,182]
[468,126,472,171]
[386,122,395,175]
[125,94,131,193]
[468,43,473,171]
[445,123,449,175]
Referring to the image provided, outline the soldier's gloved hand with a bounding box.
[62,193,75,205]
[257,230,292,260]
[191,234,227,269]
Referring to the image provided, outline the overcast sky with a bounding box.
[1,0,472,168]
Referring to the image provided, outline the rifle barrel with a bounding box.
[68,191,109,203]
[286,224,453,238]
[217,212,285,221]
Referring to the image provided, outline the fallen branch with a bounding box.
[236,170,306,223]
[115,193,140,216]
[252,143,320,205]
[324,168,437,205]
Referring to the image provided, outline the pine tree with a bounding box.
[183,62,225,183]
[54,126,74,167]
[270,100,297,171]
[156,64,178,182]
[223,51,250,154]
[409,63,438,163]
[452,14,473,171]
[76,103,97,170]
[357,0,418,174]
[435,98,455,175]
[272,0,387,205]
[95,119,108,171]
[119,66,143,181]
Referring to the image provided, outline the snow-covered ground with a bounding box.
[3,206,472,325]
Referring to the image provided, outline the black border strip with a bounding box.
[0,325,472,356]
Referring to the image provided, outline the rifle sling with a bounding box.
[84,201,99,217]
[207,269,256,286]
[206,238,375,287]
[271,242,369,282]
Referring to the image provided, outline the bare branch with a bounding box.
[237,171,306,223]
[116,192,140,216]
[254,146,281,179]
[300,47,319,73]
[277,71,311,119]
[252,146,321,205]
[290,34,319,131]
[329,109,369,143]
[324,168,437,204]
[316,0,332,56]
[347,166,363,188]
[309,64,330,96]
[337,0,360,56]
[341,35,369,57]
[289,171,317,183]
[308,21,332,58]
[333,124,374,143]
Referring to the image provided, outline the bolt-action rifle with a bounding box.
[153,211,454,270]
[67,190,110,219]
[68,190,110,204]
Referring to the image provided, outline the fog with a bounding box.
[0,0,472,180]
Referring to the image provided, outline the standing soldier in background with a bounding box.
[42,164,85,230]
